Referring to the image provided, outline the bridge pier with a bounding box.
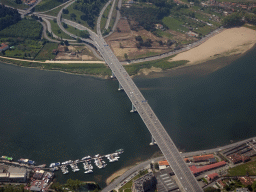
[150,136,157,145]
[118,82,123,91]
[110,71,115,79]
[130,104,137,113]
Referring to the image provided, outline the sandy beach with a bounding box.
[106,165,134,185]
[170,27,256,65]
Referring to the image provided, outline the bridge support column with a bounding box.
[130,104,137,113]
[110,71,115,79]
[150,136,157,145]
[118,82,123,91]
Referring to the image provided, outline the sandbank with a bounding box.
[170,27,256,65]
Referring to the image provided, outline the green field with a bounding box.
[64,24,81,37]
[43,3,67,16]
[35,0,68,12]
[0,56,111,76]
[49,20,72,39]
[124,56,188,76]
[0,19,42,39]
[228,160,256,176]
[0,0,29,9]
[35,42,58,60]
[162,16,188,33]
[1,38,43,59]
[62,3,93,31]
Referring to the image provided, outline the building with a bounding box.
[155,24,164,30]
[155,168,179,192]
[189,161,226,175]
[206,173,218,182]
[236,188,250,192]
[0,43,9,52]
[158,160,170,170]
[52,49,58,55]
[193,154,214,162]
[132,172,156,192]
[0,166,27,183]
[217,180,227,189]
[239,177,255,186]
[187,31,199,38]
[209,158,217,164]
[228,153,250,164]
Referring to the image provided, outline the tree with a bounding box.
[53,18,57,23]
[119,43,123,48]
[222,13,243,27]
[76,38,82,43]
[135,35,143,42]
[64,40,69,46]
[124,53,128,60]
[15,0,22,4]
[63,23,68,28]
[154,163,159,170]
[62,9,69,14]
[252,180,256,191]
[70,13,76,19]
[158,40,163,46]
[79,30,90,38]
[116,27,121,32]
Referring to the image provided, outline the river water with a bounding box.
[0,47,256,187]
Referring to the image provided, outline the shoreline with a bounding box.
[1,27,255,79]
[104,136,256,190]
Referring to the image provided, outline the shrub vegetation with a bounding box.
[0,19,42,39]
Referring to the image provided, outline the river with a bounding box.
[0,47,255,187]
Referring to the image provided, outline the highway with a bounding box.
[21,0,42,17]
[105,0,116,29]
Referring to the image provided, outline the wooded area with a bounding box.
[0,19,42,39]
[0,4,21,31]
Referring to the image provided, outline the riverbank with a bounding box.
[0,56,111,79]
[170,27,256,65]
[1,26,255,79]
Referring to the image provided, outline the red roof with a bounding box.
[207,173,219,180]
[0,43,8,50]
[193,154,214,162]
[189,161,226,174]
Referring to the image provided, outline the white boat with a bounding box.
[84,169,93,174]
[82,156,91,160]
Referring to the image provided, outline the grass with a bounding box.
[244,23,256,30]
[101,2,112,31]
[1,38,43,59]
[119,170,148,192]
[0,56,111,76]
[43,3,67,16]
[62,3,93,31]
[64,24,82,37]
[124,55,188,76]
[153,29,173,38]
[35,0,68,12]
[35,42,58,60]
[162,16,188,33]
[108,0,119,30]
[0,0,28,9]
[194,25,214,36]
[228,160,256,176]
[49,20,72,40]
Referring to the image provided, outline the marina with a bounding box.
[0,149,124,175]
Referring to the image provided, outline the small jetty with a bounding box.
[0,149,124,175]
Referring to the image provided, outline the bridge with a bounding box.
[14,1,204,191]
